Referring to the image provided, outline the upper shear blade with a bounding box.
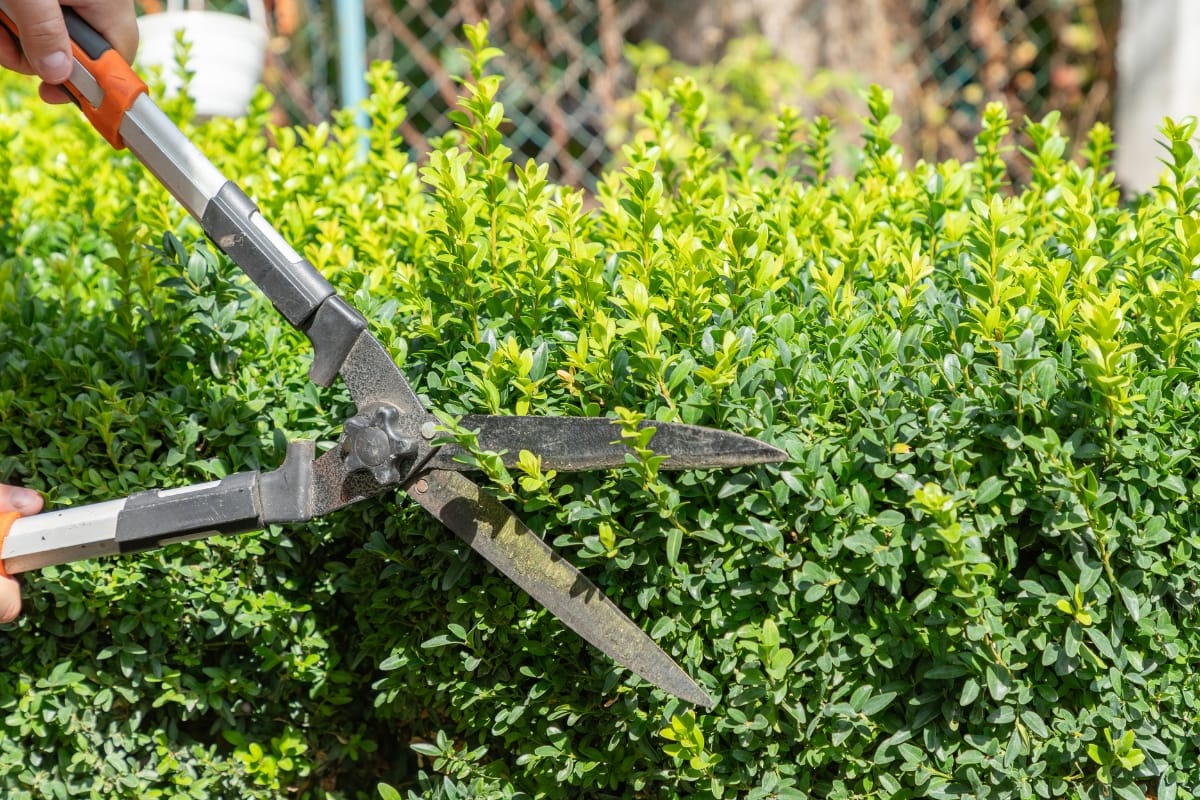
[407,469,715,707]
[428,416,786,472]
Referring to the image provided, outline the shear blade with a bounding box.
[407,469,715,708]
[428,416,786,472]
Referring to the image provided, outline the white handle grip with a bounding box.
[2,500,127,574]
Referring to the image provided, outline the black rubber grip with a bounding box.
[200,181,368,385]
[115,473,263,554]
[63,8,111,60]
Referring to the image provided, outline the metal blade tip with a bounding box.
[671,678,716,709]
[743,439,788,465]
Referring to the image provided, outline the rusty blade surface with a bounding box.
[407,469,715,708]
[426,416,786,472]
[338,332,425,415]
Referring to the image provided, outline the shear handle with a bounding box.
[0,4,368,384]
[0,478,260,575]
[0,441,317,574]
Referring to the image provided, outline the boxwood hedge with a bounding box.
[2,25,1200,800]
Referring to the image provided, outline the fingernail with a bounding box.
[39,50,71,82]
[11,488,40,513]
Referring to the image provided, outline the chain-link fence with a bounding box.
[911,0,1119,167]
[239,0,1121,187]
[253,0,643,187]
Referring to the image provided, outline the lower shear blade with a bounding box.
[408,469,715,707]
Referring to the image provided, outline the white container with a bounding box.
[1115,0,1200,192]
[136,0,268,118]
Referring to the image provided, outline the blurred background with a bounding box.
[133,0,1184,192]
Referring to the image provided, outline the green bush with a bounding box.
[610,36,861,166]
[4,25,1200,800]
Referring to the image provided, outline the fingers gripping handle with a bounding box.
[0,4,146,148]
[61,7,147,148]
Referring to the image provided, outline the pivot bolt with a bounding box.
[341,405,417,484]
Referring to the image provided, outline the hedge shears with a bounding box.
[0,6,785,707]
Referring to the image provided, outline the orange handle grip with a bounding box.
[0,511,17,577]
[0,7,146,148]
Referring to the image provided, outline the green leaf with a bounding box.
[650,616,675,640]
[985,663,1010,702]
[1020,709,1049,739]
[718,473,756,498]
[420,635,459,649]
[913,588,939,612]
[960,678,981,707]
[1117,581,1141,626]
[974,476,1005,505]
[410,742,442,757]
[666,526,682,566]
[927,662,969,679]
[767,649,795,681]
[1115,784,1149,800]
[760,618,781,650]
[39,663,85,689]
[862,691,897,717]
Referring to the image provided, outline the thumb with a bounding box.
[0,485,43,515]
[6,0,72,83]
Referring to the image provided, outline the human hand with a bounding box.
[0,0,139,103]
[0,484,43,623]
